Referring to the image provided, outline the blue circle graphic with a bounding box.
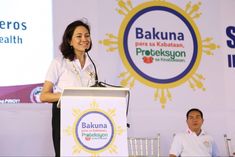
[76,111,114,151]
[123,6,198,84]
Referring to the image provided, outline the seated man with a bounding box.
[169,108,219,157]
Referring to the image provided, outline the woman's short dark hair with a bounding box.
[186,108,203,119]
[59,19,92,61]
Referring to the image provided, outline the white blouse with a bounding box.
[45,54,96,93]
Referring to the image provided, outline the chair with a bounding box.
[224,134,234,157]
[128,133,160,157]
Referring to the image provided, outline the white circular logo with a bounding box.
[30,86,42,103]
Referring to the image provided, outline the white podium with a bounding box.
[60,87,129,157]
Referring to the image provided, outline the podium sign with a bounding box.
[60,87,129,157]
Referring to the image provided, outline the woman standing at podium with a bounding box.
[40,19,97,157]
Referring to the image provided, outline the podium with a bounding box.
[60,87,129,157]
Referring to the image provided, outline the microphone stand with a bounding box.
[86,51,105,87]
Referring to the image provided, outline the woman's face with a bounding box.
[70,26,91,53]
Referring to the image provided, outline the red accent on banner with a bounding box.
[143,56,154,64]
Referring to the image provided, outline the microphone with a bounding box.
[86,50,105,87]
[86,50,130,128]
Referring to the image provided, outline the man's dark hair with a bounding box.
[186,108,203,119]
